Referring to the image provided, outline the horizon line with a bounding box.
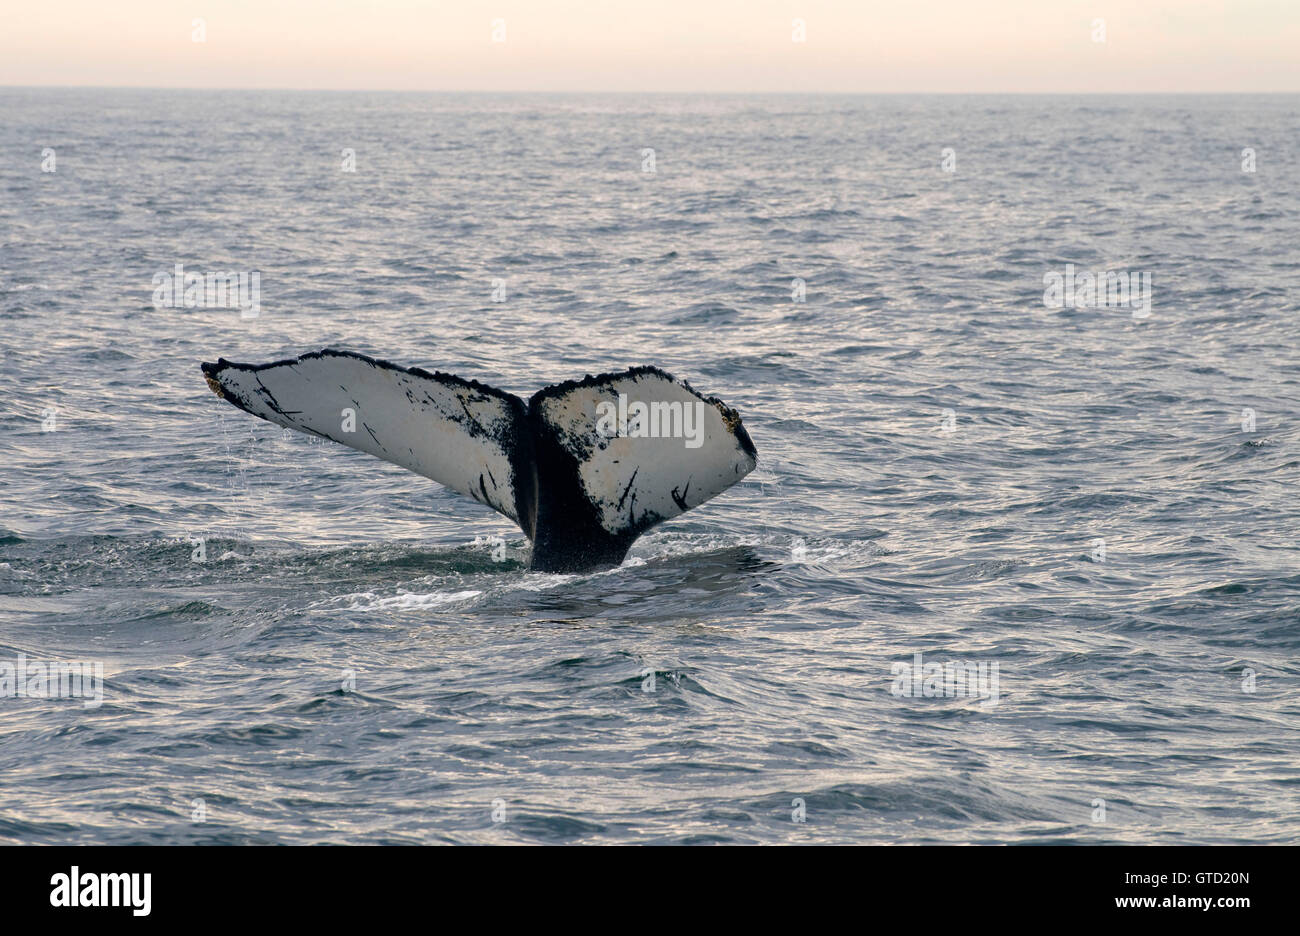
[4,84,1299,96]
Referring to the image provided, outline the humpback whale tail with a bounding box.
[200,350,757,572]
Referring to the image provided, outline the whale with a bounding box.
[200,350,757,572]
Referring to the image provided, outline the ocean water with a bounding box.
[1,89,1298,844]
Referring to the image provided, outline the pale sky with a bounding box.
[2,0,1297,93]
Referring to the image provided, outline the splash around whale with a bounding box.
[200,350,757,572]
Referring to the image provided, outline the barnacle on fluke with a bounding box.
[716,402,746,438]
[204,374,229,400]
[200,349,757,572]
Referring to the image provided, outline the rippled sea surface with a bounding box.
[1,90,1298,844]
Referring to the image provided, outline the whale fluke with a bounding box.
[199,350,757,572]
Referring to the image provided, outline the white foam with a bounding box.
[337,589,483,612]
[511,574,576,591]
[631,531,884,566]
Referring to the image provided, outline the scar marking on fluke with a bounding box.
[616,467,639,511]
[254,375,302,420]
[456,394,486,436]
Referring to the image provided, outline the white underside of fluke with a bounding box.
[534,372,758,535]
[205,350,524,522]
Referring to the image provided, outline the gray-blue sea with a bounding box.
[1,89,1298,844]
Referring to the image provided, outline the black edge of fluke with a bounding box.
[200,349,527,411]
